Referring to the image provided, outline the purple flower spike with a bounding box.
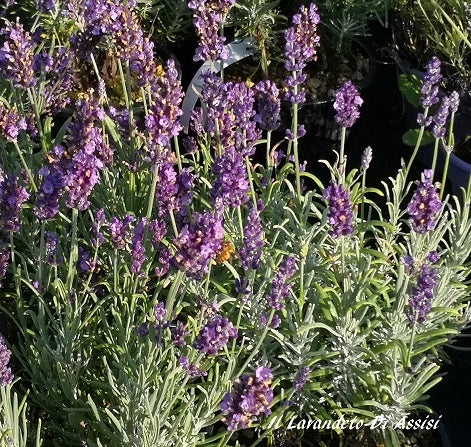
[431,95,451,139]
[173,209,224,279]
[239,203,264,270]
[0,21,36,89]
[194,315,237,355]
[180,357,208,378]
[294,366,310,391]
[220,366,273,431]
[420,57,442,109]
[407,170,442,234]
[188,0,236,62]
[211,147,250,208]
[254,80,281,131]
[34,167,64,220]
[284,3,321,106]
[268,256,297,310]
[323,182,355,238]
[0,174,30,233]
[0,104,27,142]
[131,218,147,277]
[334,81,363,128]
[361,146,373,170]
[0,336,14,385]
[110,214,135,250]
[408,264,439,324]
[0,242,10,288]
[144,60,184,164]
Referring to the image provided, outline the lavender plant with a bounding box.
[0,2,470,447]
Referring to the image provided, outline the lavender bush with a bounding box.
[0,2,470,447]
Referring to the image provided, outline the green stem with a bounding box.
[440,112,456,200]
[146,165,159,220]
[235,308,275,378]
[13,141,37,192]
[266,130,272,180]
[66,208,79,292]
[174,136,183,172]
[245,156,258,209]
[360,170,367,223]
[339,126,347,184]
[405,321,417,368]
[405,109,429,179]
[38,221,45,287]
[9,232,21,299]
[236,206,245,240]
[431,138,440,177]
[27,88,46,155]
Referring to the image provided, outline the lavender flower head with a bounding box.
[407,170,442,234]
[268,256,297,310]
[188,0,236,62]
[254,80,281,131]
[220,366,273,431]
[284,3,320,105]
[173,209,224,279]
[0,21,36,89]
[239,203,264,270]
[420,57,442,109]
[130,218,147,277]
[0,242,9,288]
[194,315,237,355]
[109,214,135,249]
[323,182,355,238]
[0,104,26,142]
[334,81,363,128]
[408,263,439,324]
[0,336,13,385]
[211,147,249,208]
[0,174,30,233]
[294,366,310,391]
[431,95,451,139]
[34,166,64,220]
[144,60,184,164]
[361,146,373,170]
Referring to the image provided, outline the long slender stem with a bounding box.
[13,141,37,192]
[146,165,159,220]
[27,88,47,155]
[245,157,258,209]
[440,112,456,199]
[174,136,183,172]
[38,221,45,287]
[66,208,79,292]
[431,138,440,177]
[339,126,347,184]
[235,308,275,378]
[360,170,367,223]
[405,108,429,179]
[9,232,21,299]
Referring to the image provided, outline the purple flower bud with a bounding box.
[334,81,363,128]
[361,146,373,169]
[0,104,27,142]
[188,0,236,62]
[254,80,281,131]
[220,366,273,431]
[0,174,30,233]
[407,170,442,234]
[194,315,237,355]
[408,264,439,324]
[239,204,264,270]
[294,366,310,391]
[323,182,355,238]
[0,21,36,89]
[268,256,297,310]
[0,336,14,385]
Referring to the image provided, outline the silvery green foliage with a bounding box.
[0,383,42,446]
[0,2,471,447]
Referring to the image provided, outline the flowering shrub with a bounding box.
[0,2,470,447]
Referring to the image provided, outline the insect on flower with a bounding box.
[216,240,235,264]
